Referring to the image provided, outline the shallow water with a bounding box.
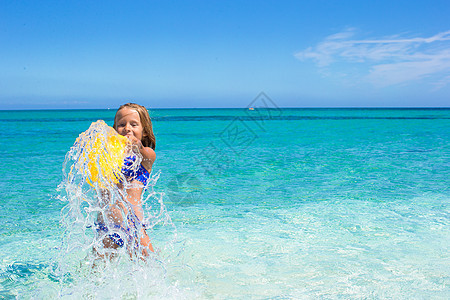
[0,107,449,298]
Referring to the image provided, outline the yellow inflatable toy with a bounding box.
[70,120,128,187]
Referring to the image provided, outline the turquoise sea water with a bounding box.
[0,108,449,298]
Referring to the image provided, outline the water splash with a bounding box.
[55,120,188,298]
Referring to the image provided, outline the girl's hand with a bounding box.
[126,135,143,149]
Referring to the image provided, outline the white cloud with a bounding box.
[295,29,450,88]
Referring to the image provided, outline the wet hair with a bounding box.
[113,103,156,150]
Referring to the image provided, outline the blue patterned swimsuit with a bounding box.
[121,155,150,186]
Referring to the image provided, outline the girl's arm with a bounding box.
[127,135,156,172]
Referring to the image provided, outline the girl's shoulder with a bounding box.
[141,147,156,171]
[142,146,156,159]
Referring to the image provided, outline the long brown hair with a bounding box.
[113,103,156,150]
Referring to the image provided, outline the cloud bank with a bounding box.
[295,29,450,88]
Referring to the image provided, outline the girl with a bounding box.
[96,103,156,257]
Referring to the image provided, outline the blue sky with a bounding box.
[1,0,449,109]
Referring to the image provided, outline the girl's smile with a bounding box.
[114,107,146,141]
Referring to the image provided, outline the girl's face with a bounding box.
[114,107,145,141]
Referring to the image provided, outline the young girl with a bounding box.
[96,103,156,257]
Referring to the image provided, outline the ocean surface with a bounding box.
[0,107,449,299]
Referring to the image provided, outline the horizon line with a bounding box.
[1,106,450,111]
